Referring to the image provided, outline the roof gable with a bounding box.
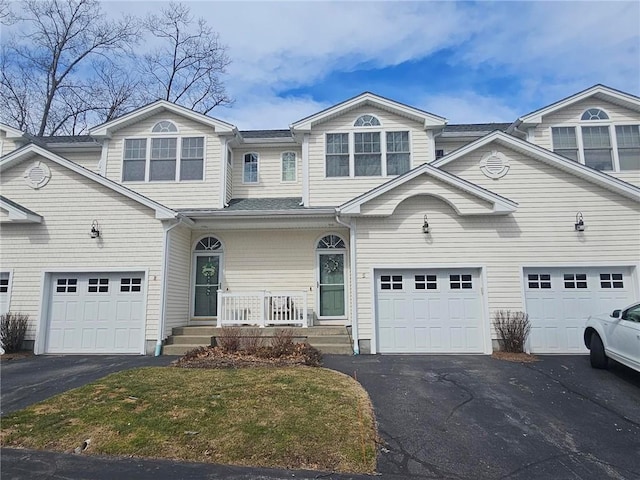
[89,100,237,138]
[514,85,640,126]
[0,123,25,139]
[431,131,640,203]
[0,144,179,220]
[291,92,447,132]
[0,195,42,223]
[338,162,518,215]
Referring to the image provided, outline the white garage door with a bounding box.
[46,272,145,354]
[524,267,637,354]
[376,269,484,353]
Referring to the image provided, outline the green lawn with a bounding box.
[1,367,377,473]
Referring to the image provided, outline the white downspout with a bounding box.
[155,216,184,356]
[335,213,359,354]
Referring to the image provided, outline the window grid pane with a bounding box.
[582,126,612,171]
[282,152,296,181]
[616,125,640,171]
[387,131,410,175]
[123,139,146,181]
[354,132,381,176]
[243,153,258,183]
[150,138,177,180]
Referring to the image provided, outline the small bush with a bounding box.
[293,342,323,366]
[239,328,264,354]
[493,310,531,353]
[216,327,241,353]
[1,312,29,353]
[271,328,295,356]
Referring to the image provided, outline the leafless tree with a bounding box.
[0,0,139,135]
[141,2,232,114]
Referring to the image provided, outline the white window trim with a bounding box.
[242,152,260,185]
[353,113,383,128]
[550,119,640,173]
[151,119,179,134]
[121,134,207,183]
[324,130,412,178]
[280,151,298,183]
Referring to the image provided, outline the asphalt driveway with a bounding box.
[1,354,173,415]
[2,354,639,480]
[324,355,640,480]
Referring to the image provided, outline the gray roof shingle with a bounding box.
[225,197,305,210]
[443,123,511,133]
[239,130,293,139]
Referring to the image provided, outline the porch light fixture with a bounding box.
[574,212,585,232]
[90,220,100,238]
[422,214,430,234]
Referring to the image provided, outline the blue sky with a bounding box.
[104,1,640,128]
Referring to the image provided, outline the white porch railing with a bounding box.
[216,290,308,328]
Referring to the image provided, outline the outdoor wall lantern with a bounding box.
[574,212,585,232]
[90,220,101,238]
[422,214,430,234]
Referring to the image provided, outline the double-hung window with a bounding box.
[386,131,410,175]
[326,133,349,177]
[615,125,640,170]
[123,138,147,181]
[150,137,177,180]
[281,152,296,182]
[243,153,259,183]
[551,108,639,172]
[122,121,204,182]
[354,132,381,176]
[325,114,411,178]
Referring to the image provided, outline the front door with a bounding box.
[193,254,221,317]
[318,252,345,317]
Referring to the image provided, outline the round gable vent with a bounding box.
[479,150,510,179]
[24,161,51,189]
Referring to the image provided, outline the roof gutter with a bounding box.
[335,212,359,355]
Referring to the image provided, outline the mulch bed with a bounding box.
[171,345,321,369]
[0,351,34,361]
[492,351,538,363]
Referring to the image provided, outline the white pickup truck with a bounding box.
[584,302,640,372]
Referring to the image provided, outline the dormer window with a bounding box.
[243,153,259,184]
[551,107,639,172]
[354,114,381,127]
[152,121,178,133]
[122,120,204,182]
[581,108,609,121]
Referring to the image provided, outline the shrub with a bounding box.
[216,327,241,353]
[239,328,264,354]
[493,310,531,353]
[293,342,323,366]
[1,312,29,353]
[270,328,295,356]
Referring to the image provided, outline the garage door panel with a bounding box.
[46,272,145,354]
[376,269,484,353]
[525,267,636,354]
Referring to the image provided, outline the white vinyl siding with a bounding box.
[309,105,430,207]
[194,228,350,320]
[353,144,640,346]
[232,147,302,198]
[0,156,165,345]
[164,225,192,338]
[105,111,223,209]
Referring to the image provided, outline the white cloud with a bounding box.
[97,1,640,128]
[419,92,520,124]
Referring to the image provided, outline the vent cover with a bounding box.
[24,161,51,189]
[479,150,510,179]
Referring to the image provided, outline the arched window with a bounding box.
[317,234,345,249]
[195,236,222,251]
[152,120,178,133]
[581,108,609,121]
[354,114,381,127]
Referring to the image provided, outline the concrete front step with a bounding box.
[171,326,350,336]
[312,344,354,355]
[162,344,205,356]
[166,335,213,346]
